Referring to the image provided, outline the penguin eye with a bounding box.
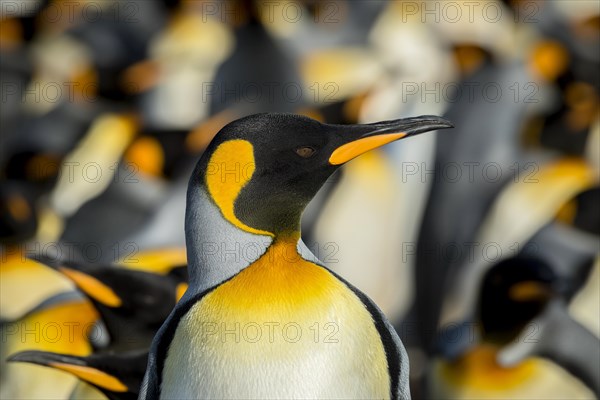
[295,147,316,158]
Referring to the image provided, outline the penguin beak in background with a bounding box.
[8,350,80,369]
[329,115,454,165]
[8,351,129,393]
[58,266,123,307]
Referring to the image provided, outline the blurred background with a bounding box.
[0,0,599,399]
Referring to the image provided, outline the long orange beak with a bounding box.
[329,115,453,165]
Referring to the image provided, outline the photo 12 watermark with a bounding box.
[0,1,139,23]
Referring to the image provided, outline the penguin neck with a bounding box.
[272,231,302,248]
[186,183,290,294]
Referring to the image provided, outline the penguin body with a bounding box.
[141,113,452,399]
[162,236,396,398]
[1,297,97,400]
[429,257,596,399]
[8,349,148,400]
[37,257,187,352]
[430,345,594,400]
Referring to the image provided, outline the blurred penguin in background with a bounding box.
[429,256,597,399]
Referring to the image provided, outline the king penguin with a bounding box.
[9,349,148,400]
[429,256,596,399]
[140,112,453,399]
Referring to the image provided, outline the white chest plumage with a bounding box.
[160,240,391,399]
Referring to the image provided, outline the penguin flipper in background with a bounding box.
[524,221,597,300]
[8,350,148,400]
[499,299,600,397]
[569,257,600,338]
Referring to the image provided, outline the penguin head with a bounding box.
[479,257,557,343]
[8,349,147,400]
[194,112,453,235]
[37,258,187,350]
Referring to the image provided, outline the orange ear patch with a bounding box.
[509,281,551,302]
[205,140,273,236]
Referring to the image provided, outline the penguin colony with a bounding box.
[1,1,599,400]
